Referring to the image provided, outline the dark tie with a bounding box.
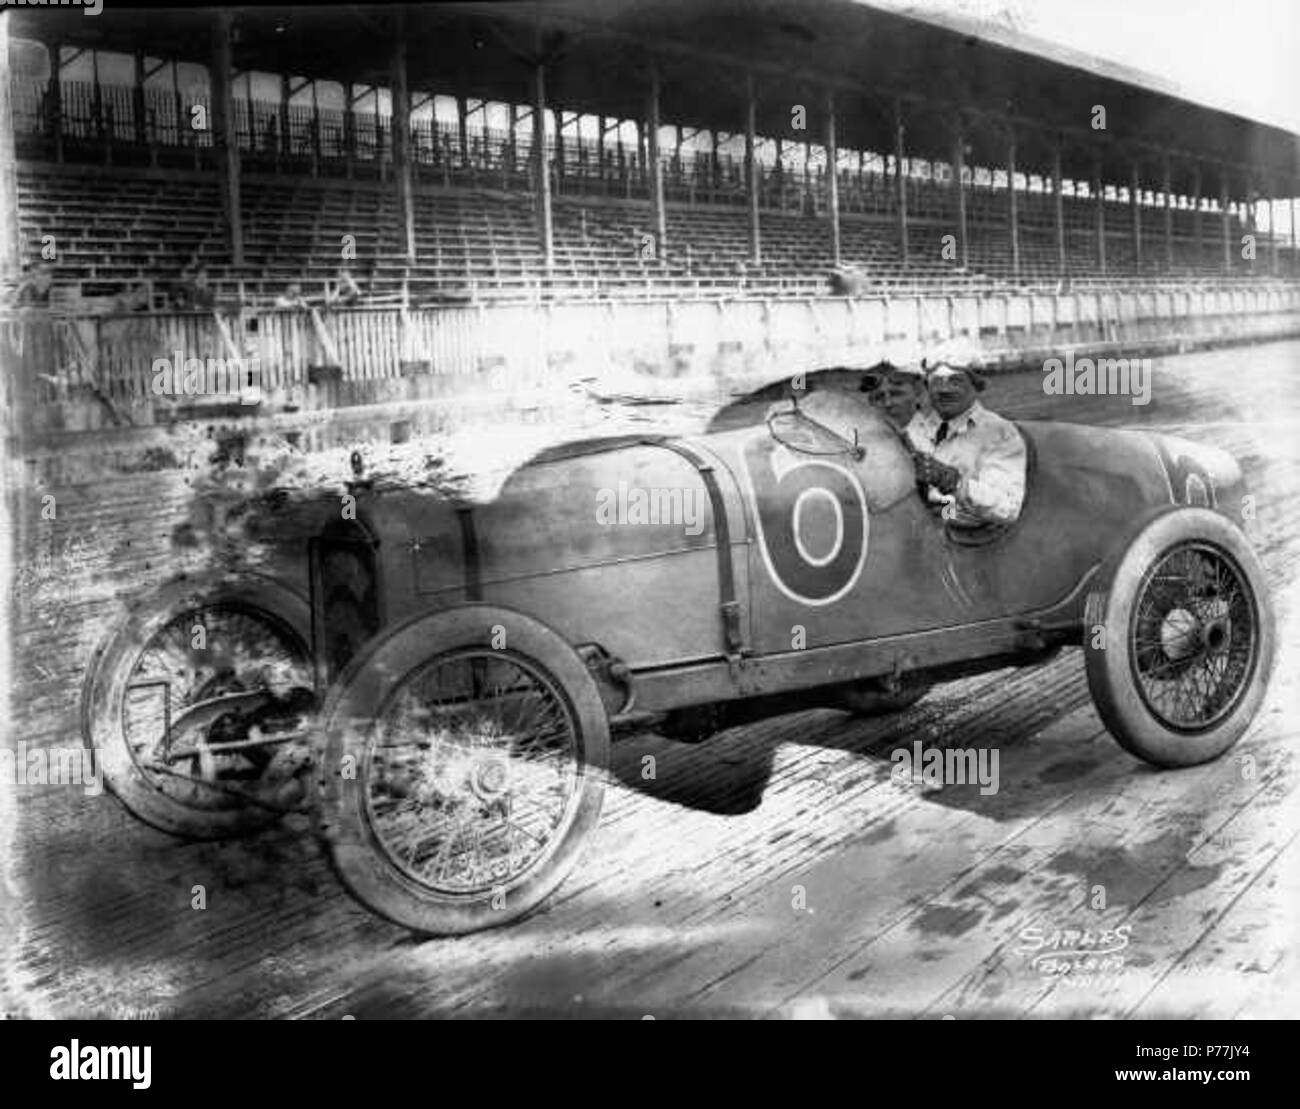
[934,420,950,445]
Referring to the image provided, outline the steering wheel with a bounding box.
[765,404,865,460]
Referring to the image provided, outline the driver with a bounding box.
[911,345,1026,526]
[866,357,939,450]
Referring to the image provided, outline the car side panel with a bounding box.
[349,419,1177,677]
[358,443,749,671]
[701,420,1173,656]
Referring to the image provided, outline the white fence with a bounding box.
[6,283,1300,435]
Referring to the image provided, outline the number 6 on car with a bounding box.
[740,434,869,605]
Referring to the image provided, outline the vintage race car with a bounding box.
[83,383,1275,934]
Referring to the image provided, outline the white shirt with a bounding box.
[911,401,1027,524]
[901,408,941,452]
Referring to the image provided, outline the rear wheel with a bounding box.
[1084,508,1273,768]
[82,574,316,838]
[313,605,608,934]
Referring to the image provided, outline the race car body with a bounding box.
[317,390,1247,710]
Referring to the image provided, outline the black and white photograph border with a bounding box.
[0,0,1297,1022]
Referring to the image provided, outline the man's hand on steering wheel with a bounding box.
[913,453,962,496]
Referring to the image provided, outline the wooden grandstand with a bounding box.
[2,2,1298,430]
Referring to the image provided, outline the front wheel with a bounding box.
[1084,508,1274,768]
[312,605,609,935]
[81,573,317,839]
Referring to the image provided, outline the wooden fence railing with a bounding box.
[4,283,1300,431]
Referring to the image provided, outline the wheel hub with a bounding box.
[470,755,510,802]
[366,648,580,896]
[1158,602,1233,663]
[412,726,513,808]
[1202,617,1230,653]
[1131,542,1256,732]
[1159,607,1200,661]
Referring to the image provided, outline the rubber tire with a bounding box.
[1084,507,1274,768]
[313,604,609,935]
[81,572,313,839]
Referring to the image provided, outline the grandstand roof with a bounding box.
[12,0,1300,196]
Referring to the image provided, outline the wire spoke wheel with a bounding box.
[315,605,609,935]
[365,649,581,897]
[1084,508,1273,768]
[83,576,315,838]
[1129,543,1256,732]
[123,605,314,811]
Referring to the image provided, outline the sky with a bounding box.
[868,0,1300,134]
